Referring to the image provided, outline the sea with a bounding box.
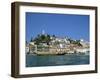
[26,53,89,67]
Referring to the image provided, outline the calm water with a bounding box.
[26,53,89,67]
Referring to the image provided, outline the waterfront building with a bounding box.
[25,43,29,53]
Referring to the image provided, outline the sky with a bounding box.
[26,12,89,42]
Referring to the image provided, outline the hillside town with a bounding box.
[26,30,89,55]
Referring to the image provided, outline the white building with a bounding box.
[76,48,89,53]
[80,39,89,48]
[25,43,29,53]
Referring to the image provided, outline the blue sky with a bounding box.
[26,12,89,42]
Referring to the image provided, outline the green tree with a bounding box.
[33,34,51,45]
[30,37,33,42]
[52,35,56,38]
